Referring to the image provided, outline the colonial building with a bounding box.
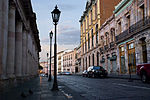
[0,0,41,80]
[57,51,65,73]
[115,0,150,74]
[40,62,48,74]
[99,16,117,74]
[63,50,76,73]
[74,46,82,73]
[79,0,121,72]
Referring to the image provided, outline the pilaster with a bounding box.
[15,21,23,78]
[124,44,128,73]
[0,0,9,79]
[6,2,16,78]
[22,30,27,77]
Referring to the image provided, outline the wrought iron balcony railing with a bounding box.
[109,42,115,48]
[116,17,150,43]
[138,0,144,6]
[104,45,109,51]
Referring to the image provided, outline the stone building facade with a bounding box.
[99,16,117,74]
[0,0,41,80]
[63,50,76,73]
[79,0,121,72]
[74,46,82,73]
[115,0,150,74]
[57,51,65,73]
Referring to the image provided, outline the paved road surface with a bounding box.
[58,75,150,100]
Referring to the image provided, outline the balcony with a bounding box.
[100,47,104,54]
[109,42,115,48]
[116,17,150,44]
[138,0,144,6]
[104,45,109,51]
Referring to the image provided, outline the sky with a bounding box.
[31,0,87,62]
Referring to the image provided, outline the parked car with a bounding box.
[82,70,88,77]
[87,66,108,78]
[40,73,47,77]
[61,72,72,75]
[137,63,150,83]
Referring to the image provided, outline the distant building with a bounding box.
[74,46,82,73]
[57,51,65,73]
[40,62,48,74]
[0,0,41,80]
[63,50,76,73]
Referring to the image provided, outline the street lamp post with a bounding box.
[51,5,61,91]
[47,53,49,77]
[48,31,53,81]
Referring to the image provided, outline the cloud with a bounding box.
[58,30,80,45]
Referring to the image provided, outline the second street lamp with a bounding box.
[48,31,53,81]
[51,5,61,91]
[47,53,49,77]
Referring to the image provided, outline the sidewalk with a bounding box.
[107,73,140,80]
[0,77,68,100]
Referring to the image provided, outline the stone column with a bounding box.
[15,21,23,78]
[26,32,29,76]
[22,30,27,77]
[0,0,9,79]
[0,0,3,78]
[124,44,128,74]
[6,3,16,78]
[117,46,120,74]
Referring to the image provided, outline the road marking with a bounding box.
[113,83,150,90]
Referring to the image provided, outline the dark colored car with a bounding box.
[82,70,88,77]
[87,66,108,78]
[137,63,150,83]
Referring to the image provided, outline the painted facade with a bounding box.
[63,50,76,73]
[79,0,121,72]
[115,0,150,74]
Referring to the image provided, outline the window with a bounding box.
[139,5,145,20]
[85,36,87,52]
[92,54,94,66]
[91,29,94,47]
[111,28,115,42]
[128,43,134,49]
[105,32,109,45]
[89,55,90,67]
[101,36,104,46]
[86,57,87,70]
[88,33,90,50]
[87,16,89,28]
[84,20,86,32]
[140,38,147,63]
[95,3,97,19]
[118,21,122,34]
[97,52,99,66]
[96,24,98,44]
[83,41,84,53]
[126,14,130,28]
[91,10,93,23]
[121,47,125,52]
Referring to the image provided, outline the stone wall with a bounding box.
[0,0,41,80]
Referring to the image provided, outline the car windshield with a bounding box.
[93,66,100,70]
